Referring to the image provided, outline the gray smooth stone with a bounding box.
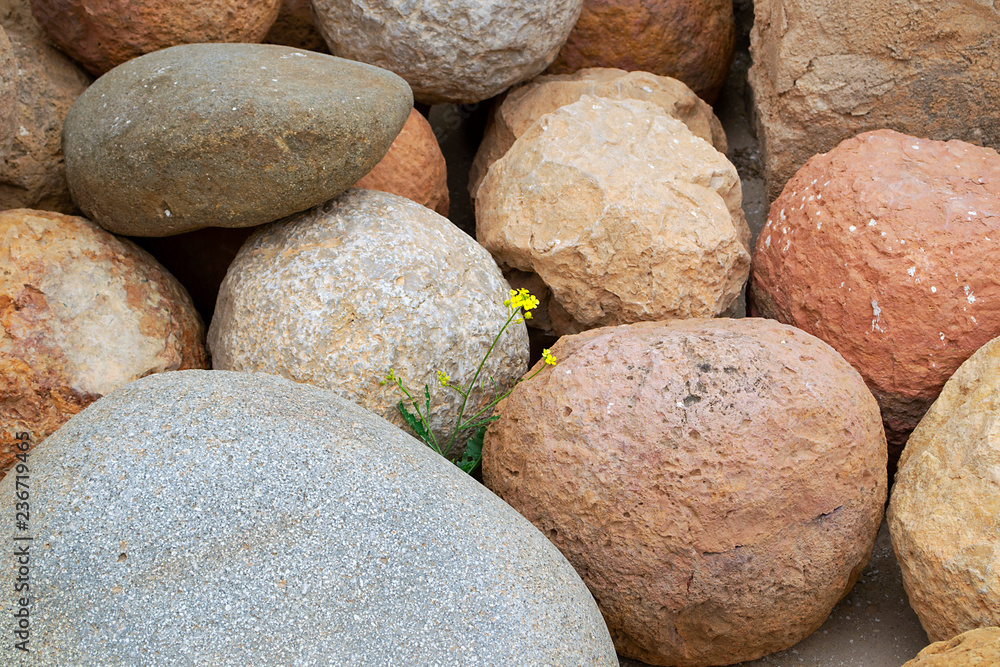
[63,43,413,236]
[0,370,616,666]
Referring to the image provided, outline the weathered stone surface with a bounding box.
[63,43,412,237]
[902,628,1000,666]
[356,108,449,216]
[749,129,1000,471]
[469,67,727,201]
[547,0,735,104]
[209,189,528,455]
[749,0,1000,201]
[477,96,750,337]
[0,370,618,666]
[29,0,281,76]
[483,318,887,666]
[889,336,1000,643]
[264,0,328,52]
[0,26,15,158]
[311,0,584,104]
[0,209,207,478]
[0,14,90,212]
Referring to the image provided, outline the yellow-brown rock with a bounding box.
[902,628,1000,666]
[0,209,207,477]
[355,108,449,217]
[0,26,15,158]
[889,336,1000,642]
[469,67,727,201]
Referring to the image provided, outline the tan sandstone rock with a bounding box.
[547,0,735,104]
[209,189,528,456]
[749,0,1000,201]
[483,318,888,666]
[28,0,281,76]
[477,96,749,337]
[902,628,1000,666]
[0,209,207,477]
[469,68,727,201]
[749,129,1000,473]
[889,336,1000,643]
[0,26,15,158]
[356,108,449,217]
[263,0,327,52]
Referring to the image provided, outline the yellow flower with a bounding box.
[438,370,450,387]
[507,288,540,316]
[380,368,397,386]
[542,349,557,366]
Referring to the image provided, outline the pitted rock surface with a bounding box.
[63,43,412,236]
[209,189,528,454]
[889,336,1000,643]
[0,26,15,158]
[469,68,727,200]
[749,0,1000,200]
[356,108,449,216]
[0,370,618,666]
[483,318,887,666]
[311,0,583,104]
[901,628,1000,666]
[0,209,206,477]
[547,0,735,103]
[477,96,749,337]
[264,0,328,52]
[750,129,1000,470]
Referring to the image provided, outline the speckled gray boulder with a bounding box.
[0,370,617,666]
[209,189,529,456]
[63,43,412,237]
[311,0,584,104]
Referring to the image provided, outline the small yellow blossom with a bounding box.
[438,370,450,387]
[542,349,557,366]
[506,288,540,317]
[380,368,397,386]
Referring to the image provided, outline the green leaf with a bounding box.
[457,425,487,475]
[398,400,435,450]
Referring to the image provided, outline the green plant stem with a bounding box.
[394,378,441,454]
[455,363,550,431]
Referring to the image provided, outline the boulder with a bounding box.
[749,0,1000,201]
[749,129,1000,471]
[0,209,207,478]
[483,318,888,666]
[469,67,727,201]
[209,189,528,455]
[0,25,15,157]
[63,43,412,237]
[263,0,327,52]
[888,336,1000,642]
[547,0,735,104]
[0,370,618,665]
[477,96,750,337]
[356,108,449,216]
[28,0,281,76]
[902,628,1000,666]
[311,0,584,104]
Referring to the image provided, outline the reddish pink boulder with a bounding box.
[484,318,887,666]
[750,129,1000,472]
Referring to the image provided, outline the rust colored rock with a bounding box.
[28,0,281,76]
[263,0,327,52]
[749,0,1000,201]
[0,209,207,477]
[547,0,735,104]
[477,96,749,337]
[889,337,1000,643]
[355,108,449,217]
[902,628,1000,666]
[749,129,1000,471]
[483,318,888,666]
[469,67,727,201]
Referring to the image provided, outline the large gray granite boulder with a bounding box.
[0,370,617,666]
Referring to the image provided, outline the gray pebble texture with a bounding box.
[0,370,616,666]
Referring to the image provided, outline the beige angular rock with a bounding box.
[483,318,888,666]
[0,26,15,158]
[749,0,1000,201]
[902,628,1000,666]
[263,0,327,52]
[355,108,449,216]
[0,209,207,477]
[469,68,727,201]
[311,0,584,104]
[209,189,528,456]
[477,96,749,337]
[889,336,1000,643]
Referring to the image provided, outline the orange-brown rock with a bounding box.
[0,25,15,157]
[0,209,207,477]
[355,108,449,217]
[469,68,727,201]
[483,318,888,666]
[263,0,327,52]
[28,0,281,76]
[902,628,1000,666]
[547,0,735,104]
[749,130,1000,472]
